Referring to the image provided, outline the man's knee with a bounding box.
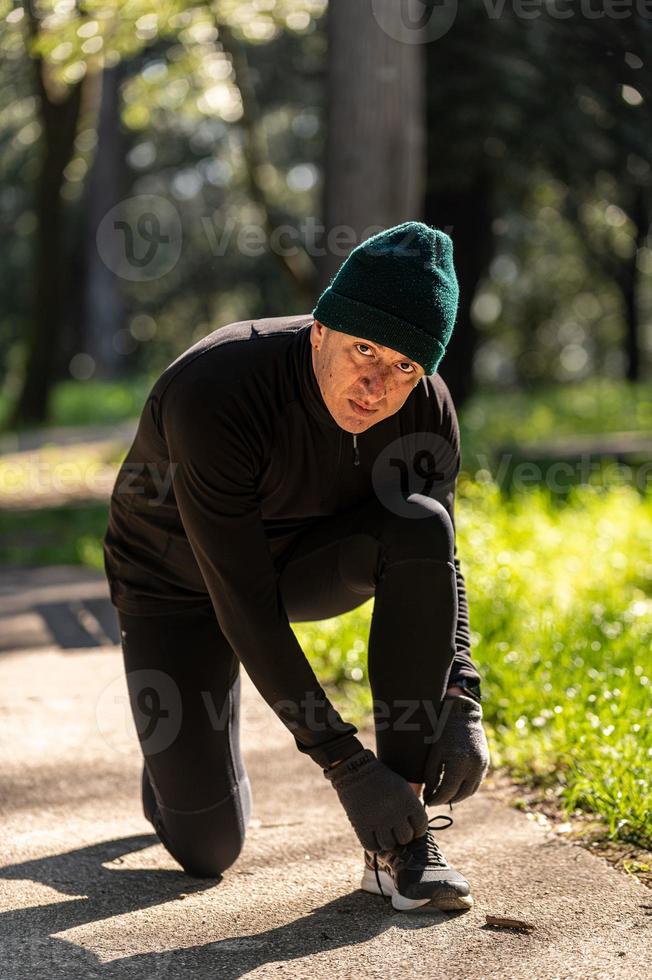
[379,495,455,565]
[177,829,246,879]
[154,784,250,878]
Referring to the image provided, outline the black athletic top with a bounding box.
[103,314,481,767]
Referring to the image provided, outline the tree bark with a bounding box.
[623,186,647,383]
[424,169,494,407]
[8,6,85,428]
[318,0,426,289]
[81,63,127,378]
[563,183,648,383]
[215,17,318,302]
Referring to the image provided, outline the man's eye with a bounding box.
[356,344,414,373]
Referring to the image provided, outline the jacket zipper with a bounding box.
[352,433,360,467]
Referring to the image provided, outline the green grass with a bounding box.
[295,477,652,848]
[0,503,108,567]
[460,377,652,471]
[0,377,154,431]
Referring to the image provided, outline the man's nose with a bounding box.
[361,370,390,400]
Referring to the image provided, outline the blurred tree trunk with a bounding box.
[317,0,426,289]
[9,3,85,428]
[424,169,494,407]
[621,186,647,383]
[564,184,648,383]
[215,19,317,301]
[81,63,127,378]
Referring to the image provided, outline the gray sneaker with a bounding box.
[360,814,473,912]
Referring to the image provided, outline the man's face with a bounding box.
[310,319,426,433]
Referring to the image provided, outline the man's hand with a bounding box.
[423,695,490,807]
[324,748,429,851]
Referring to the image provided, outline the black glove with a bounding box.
[324,748,429,851]
[423,695,490,806]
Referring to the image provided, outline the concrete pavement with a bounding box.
[0,566,650,979]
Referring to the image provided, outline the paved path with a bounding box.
[0,424,137,510]
[0,567,650,979]
[0,421,138,456]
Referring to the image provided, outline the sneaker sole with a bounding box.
[360,867,474,912]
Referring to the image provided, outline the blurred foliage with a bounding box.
[1,0,327,78]
[424,5,652,386]
[0,0,328,398]
[47,374,154,425]
[0,375,155,428]
[460,377,652,470]
[472,172,652,385]
[1,2,652,412]
[0,501,108,565]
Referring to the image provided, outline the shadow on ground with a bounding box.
[0,834,453,979]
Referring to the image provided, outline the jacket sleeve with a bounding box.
[433,377,483,690]
[450,512,482,688]
[161,375,363,768]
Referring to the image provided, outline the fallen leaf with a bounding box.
[486,914,536,931]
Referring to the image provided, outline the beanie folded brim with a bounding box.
[313,289,446,376]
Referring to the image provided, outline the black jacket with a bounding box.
[103,314,481,767]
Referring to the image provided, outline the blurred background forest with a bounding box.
[1,0,652,426]
[0,1,651,857]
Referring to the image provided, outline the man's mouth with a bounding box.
[349,399,378,416]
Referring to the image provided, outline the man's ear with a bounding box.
[311,318,326,348]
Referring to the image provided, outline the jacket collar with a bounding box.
[295,322,339,430]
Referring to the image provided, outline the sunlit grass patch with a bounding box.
[0,377,153,431]
[295,478,652,847]
[460,378,652,471]
[0,442,127,509]
[0,503,108,567]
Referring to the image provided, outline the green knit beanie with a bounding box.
[312,221,459,376]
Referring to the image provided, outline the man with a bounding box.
[103,221,490,914]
